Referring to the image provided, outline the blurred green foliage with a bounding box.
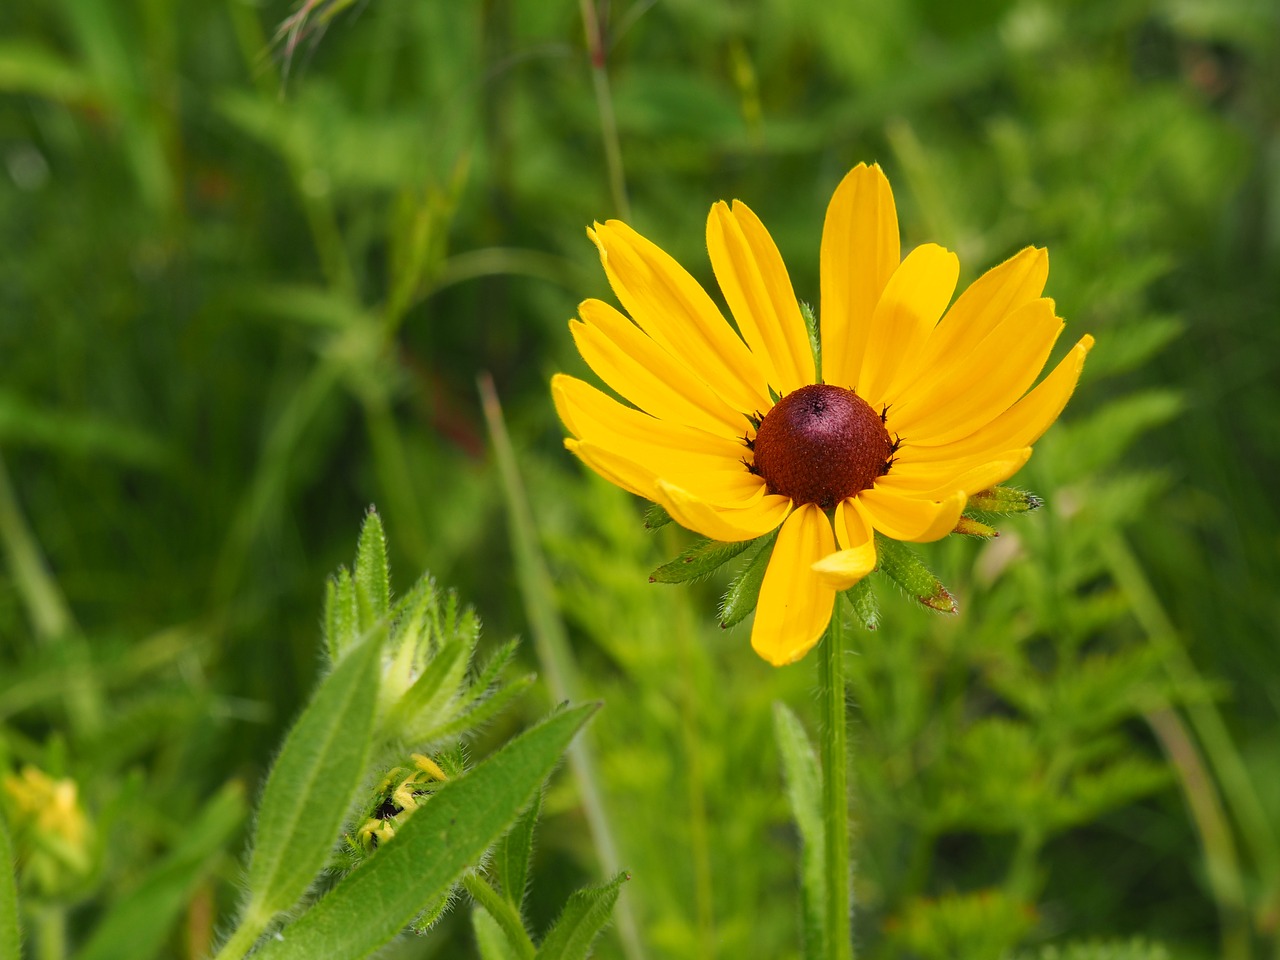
[1,0,1278,957]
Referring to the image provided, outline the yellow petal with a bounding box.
[571,300,747,437]
[706,201,815,394]
[820,163,900,390]
[565,439,654,500]
[854,243,959,407]
[573,441,764,506]
[856,488,966,543]
[657,480,791,543]
[889,298,1063,444]
[903,334,1093,463]
[751,505,836,666]
[887,246,1048,399]
[878,448,1032,498]
[590,220,770,414]
[813,500,877,589]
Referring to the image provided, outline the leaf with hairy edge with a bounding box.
[773,703,826,960]
[243,628,383,923]
[643,503,672,530]
[719,532,776,627]
[650,537,753,584]
[844,578,879,632]
[76,783,246,960]
[875,536,956,614]
[967,486,1042,515]
[534,871,629,960]
[253,703,599,960]
[494,789,542,910]
[354,508,391,630]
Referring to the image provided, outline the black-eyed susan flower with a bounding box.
[552,163,1093,667]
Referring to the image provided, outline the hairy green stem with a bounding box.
[211,913,268,960]
[463,874,536,960]
[819,599,853,960]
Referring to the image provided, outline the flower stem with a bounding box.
[819,597,853,960]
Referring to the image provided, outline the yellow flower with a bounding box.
[553,163,1093,666]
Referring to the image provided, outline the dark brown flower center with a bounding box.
[750,384,893,510]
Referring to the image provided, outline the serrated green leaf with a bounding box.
[355,507,391,630]
[75,782,247,960]
[534,870,629,960]
[772,703,826,960]
[244,628,383,922]
[844,578,879,632]
[495,789,542,910]
[650,537,752,585]
[719,532,776,627]
[643,502,672,530]
[0,817,19,960]
[875,536,956,614]
[253,703,599,960]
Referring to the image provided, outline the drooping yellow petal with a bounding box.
[854,243,959,408]
[878,448,1032,498]
[590,221,770,415]
[903,334,1093,462]
[813,500,877,590]
[657,480,791,543]
[886,246,1048,400]
[889,298,1063,444]
[572,441,765,507]
[820,163,900,390]
[571,300,747,438]
[856,488,966,543]
[751,505,836,666]
[706,200,815,394]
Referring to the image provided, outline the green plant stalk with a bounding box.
[462,874,536,960]
[578,0,630,220]
[478,374,646,960]
[0,451,73,643]
[819,597,853,960]
[33,905,66,960]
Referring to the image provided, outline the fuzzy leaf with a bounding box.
[244,627,383,922]
[844,578,879,631]
[773,703,826,960]
[875,537,956,614]
[253,703,599,960]
[649,537,752,584]
[534,871,629,960]
[643,502,672,530]
[0,817,18,960]
[494,788,542,910]
[75,783,246,960]
[719,532,776,627]
[355,507,391,630]
[800,300,821,381]
[953,515,998,538]
[967,486,1042,515]
[383,637,469,738]
[324,569,358,662]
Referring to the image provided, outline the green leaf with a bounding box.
[875,536,956,614]
[75,783,247,960]
[772,703,826,960]
[0,817,19,960]
[649,537,752,585]
[800,300,821,382]
[323,570,358,662]
[534,870,629,960]
[382,637,468,738]
[953,515,998,538]
[719,532,776,627]
[844,578,879,632]
[494,788,542,910]
[474,903,525,960]
[643,502,672,530]
[243,628,383,922]
[253,703,599,960]
[355,507,391,630]
[422,673,537,744]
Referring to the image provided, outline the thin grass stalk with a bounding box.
[478,374,646,960]
[578,0,630,221]
[819,596,853,960]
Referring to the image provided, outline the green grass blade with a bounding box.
[0,816,20,959]
[253,703,599,960]
[75,782,247,960]
[244,628,383,923]
[534,871,629,960]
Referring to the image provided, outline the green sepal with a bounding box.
[772,703,826,960]
[355,506,391,630]
[875,535,957,614]
[968,486,1042,515]
[844,577,880,631]
[719,531,777,628]
[799,300,821,382]
[954,515,999,539]
[534,871,630,960]
[649,537,753,584]
[643,502,672,530]
[324,568,359,662]
[494,788,542,910]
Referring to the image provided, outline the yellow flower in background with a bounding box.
[553,163,1093,666]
